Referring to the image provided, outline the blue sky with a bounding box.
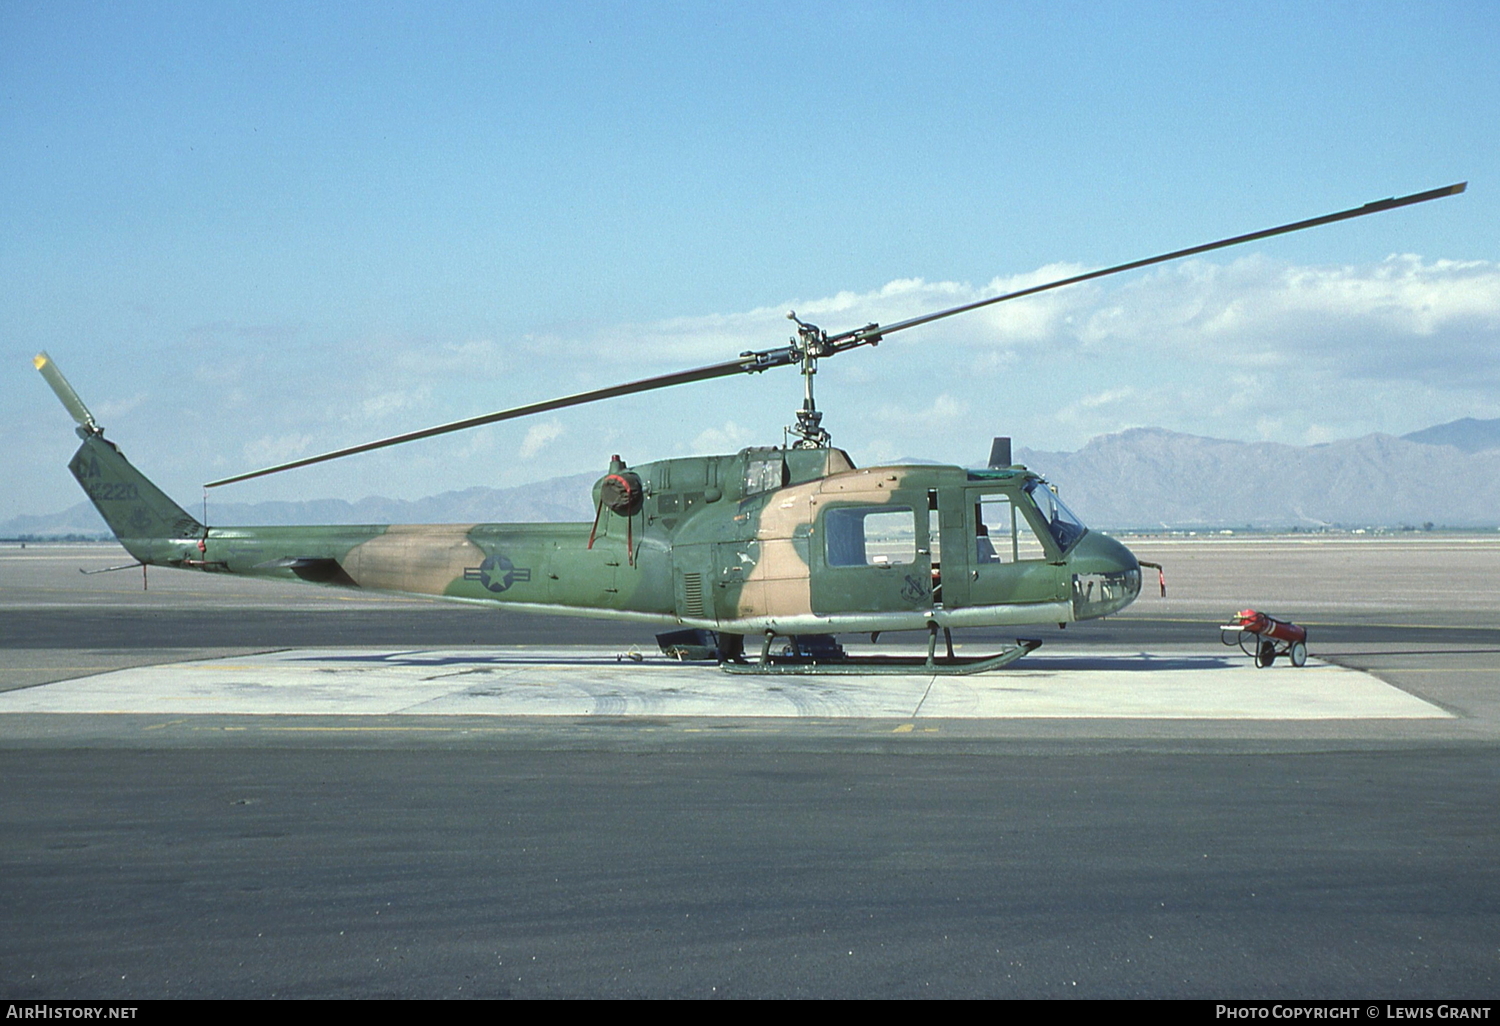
[4,1,1497,519]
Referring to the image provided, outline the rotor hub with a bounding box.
[787,312,832,448]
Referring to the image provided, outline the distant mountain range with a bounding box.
[1397,417,1500,453]
[1016,423,1500,528]
[7,418,1499,537]
[3,472,600,539]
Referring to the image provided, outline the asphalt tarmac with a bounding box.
[2,538,1499,998]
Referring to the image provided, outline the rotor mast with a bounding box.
[784,311,885,448]
[786,312,838,448]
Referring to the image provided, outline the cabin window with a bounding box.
[927,490,942,563]
[975,495,1048,563]
[1024,481,1087,552]
[744,455,786,496]
[824,506,917,567]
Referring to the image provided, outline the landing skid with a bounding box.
[720,627,1042,676]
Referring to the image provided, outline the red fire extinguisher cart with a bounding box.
[1220,609,1308,668]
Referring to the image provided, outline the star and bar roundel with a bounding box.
[464,554,532,593]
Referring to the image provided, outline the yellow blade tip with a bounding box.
[32,353,48,370]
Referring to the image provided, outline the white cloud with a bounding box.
[536,266,1097,369]
[519,420,565,458]
[158,252,1500,502]
[371,256,1500,462]
[95,393,149,421]
[1076,254,1500,375]
[353,388,430,423]
[1055,388,1148,440]
[689,421,756,454]
[243,433,313,466]
[871,392,971,429]
[518,253,1500,398]
[390,337,506,376]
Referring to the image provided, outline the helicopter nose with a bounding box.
[1069,532,1142,620]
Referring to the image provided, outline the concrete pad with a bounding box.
[0,645,1449,719]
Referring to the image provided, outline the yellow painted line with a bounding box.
[1127,617,1500,633]
[1307,623,1500,631]
[1127,615,1500,628]
[251,725,510,733]
[1361,668,1500,673]
[892,723,914,733]
[1117,535,1500,543]
[0,667,137,673]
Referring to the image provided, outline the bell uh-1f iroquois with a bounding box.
[38,183,1466,674]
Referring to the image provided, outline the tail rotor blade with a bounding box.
[34,352,100,433]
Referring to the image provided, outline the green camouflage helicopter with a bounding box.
[38,183,1465,673]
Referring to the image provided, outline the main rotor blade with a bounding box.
[208,181,1465,487]
[830,182,1468,347]
[205,355,770,487]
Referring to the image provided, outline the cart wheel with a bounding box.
[1290,641,1307,667]
[1256,640,1277,668]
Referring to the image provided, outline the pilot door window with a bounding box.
[824,506,918,567]
[975,495,1047,563]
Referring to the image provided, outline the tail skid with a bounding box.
[36,353,204,563]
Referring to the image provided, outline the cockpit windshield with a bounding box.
[1024,480,1087,552]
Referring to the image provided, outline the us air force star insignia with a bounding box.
[464,554,532,593]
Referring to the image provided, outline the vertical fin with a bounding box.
[37,353,203,562]
[67,435,204,558]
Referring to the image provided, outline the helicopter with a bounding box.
[37,182,1465,674]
